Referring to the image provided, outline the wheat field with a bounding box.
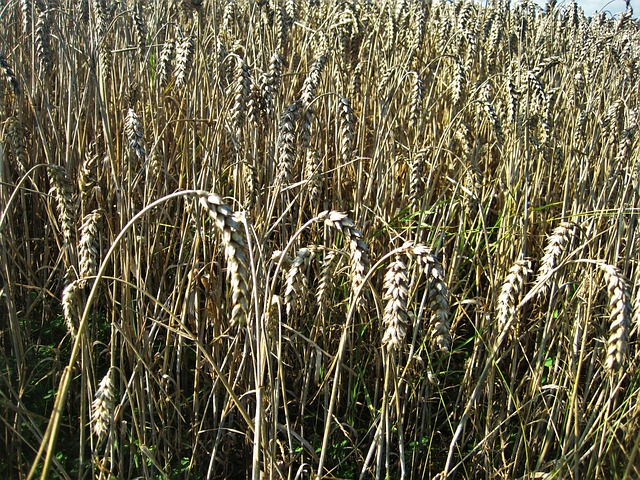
[1,0,640,478]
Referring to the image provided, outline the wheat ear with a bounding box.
[599,264,631,372]
[496,259,532,340]
[320,211,370,309]
[78,210,102,286]
[413,244,452,352]
[382,255,410,351]
[198,193,250,327]
[0,51,20,95]
[536,221,580,298]
[48,165,77,246]
[92,368,114,440]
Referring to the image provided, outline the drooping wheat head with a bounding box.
[535,221,580,299]
[320,211,370,309]
[92,368,114,441]
[48,165,77,247]
[496,259,532,341]
[198,193,250,327]
[382,255,410,351]
[124,107,146,160]
[599,263,631,372]
[78,210,102,286]
[413,244,452,352]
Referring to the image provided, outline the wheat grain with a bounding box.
[156,39,174,87]
[338,97,354,164]
[20,0,32,35]
[229,56,250,136]
[35,3,52,74]
[604,100,624,149]
[61,281,80,337]
[78,144,100,206]
[247,81,265,128]
[273,4,287,53]
[300,53,327,109]
[131,2,146,60]
[276,102,299,187]
[408,71,424,130]
[93,0,111,81]
[261,51,283,115]
[450,59,465,106]
[316,249,337,315]
[6,117,28,176]
[409,149,426,211]
[479,81,504,145]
